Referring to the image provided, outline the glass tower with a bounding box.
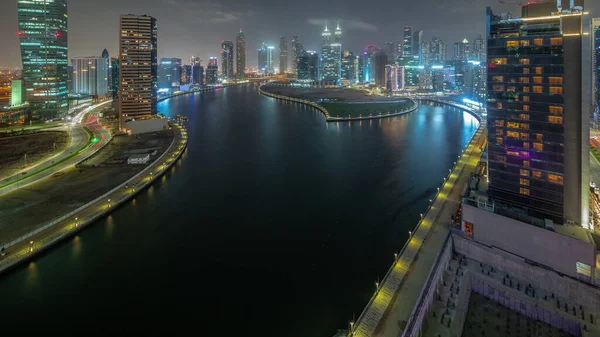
[17,0,68,120]
[486,5,588,226]
[220,41,234,80]
[279,36,288,75]
[236,30,246,80]
[403,24,412,57]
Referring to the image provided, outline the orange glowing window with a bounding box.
[493,85,505,91]
[520,178,530,186]
[520,77,530,83]
[549,87,563,95]
[520,132,529,139]
[523,68,530,74]
[492,58,508,65]
[549,106,563,114]
[522,105,530,112]
[535,67,543,74]
[497,102,503,109]
[523,160,530,167]
[523,96,530,102]
[520,188,530,195]
[523,86,530,92]
[523,142,530,148]
[495,120,505,127]
[548,116,563,124]
[493,76,504,82]
[520,40,530,46]
[506,40,519,47]
[520,58,531,65]
[549,77,563,84]
[533,76,543,84]
[533,86,543,93]
[507,131,519,138]
[533,38,544,46]
[496,129,504,136]
[548,174,563,184]
[533,142,543,151]
[532,171,543,178]
[496,137,504,144]
[520,169,530,176]
[464,221,474,236]
[507,86,517,92]
[536,134,543,141]
[550,37,563,45]
[508,150,520,156]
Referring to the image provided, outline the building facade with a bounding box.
[291,34,302,77]
[341,50,355,82]
[385,65,404,91]
[297,51,319,81]
[279,36,288,75]
[118,14,158,127]
[18,0,69,119]
[71,56,110,97]
[430,37,446,64]
[374,52,388,87]
[158,58,182,89]
[413,30,423,60]
[320,23,342,85]
[403,24,412,57]
[486,4,588,226]
[221,41,234,80]
[236,30,246,79]
[206,57,218,85]
[111,57,119,99]
[453,38,470,61]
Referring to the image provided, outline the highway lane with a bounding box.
[0,101,112,197]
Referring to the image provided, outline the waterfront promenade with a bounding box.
[0,123,188,274]
[350,115,486,336]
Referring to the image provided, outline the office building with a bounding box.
[17,0,68,119]
[430,37,446,64]
[158,58,182,89]
[398,56,421,89]
[385,65,404,91]
[593,18,600,123]
[181,64,191,85]
[71,56,110,97]
[464,60,486,102]
[421,41,431,65]
[413,30,423,59]
[118,14,158,127]
[384,41,396,63]
[258,43,268,74]
[320,23,342,84]
[279,36,288,75]
[221,41,234,80]
[403,24,412,57]
[291,34,302,76]
[297,50,319,81]
[111,57,119,99]
[486,3,588,226]
[206,57,218,85]
[341,50,355,82]
[10,80,26,106]
[190,56,200,85]
[374,51,388,87]
[236,30,246,79]
[267,46,275,74]
[102,49,111,93]
[453,39,470,61]
[473,34,486,62]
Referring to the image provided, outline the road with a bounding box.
[0,124,187,273]
[350,123,487,337]
[0,101,112,197]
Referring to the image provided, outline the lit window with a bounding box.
[523,96,530,102]
[493,76,504,82]
[520,178,530,186]
[523,68,530,74]
[519,58,530,65]
[496,129,504,136]
[495,120,505,127]
[523,86,530,92]
[548,174,563,184]
[550,37,563,45]
[523,142,530,148]
[520,169,530,176]
[506,41,519,47]
[549,77,563,84]
[492,58,508,65]
[549,106,563,114]
[519,77,530,83]
[507,131,519,138]
[533,86,543,93]
[508,150,520,156]
[532,171,543,178]
[497,102,503,109]
[533,76,543,84]
[493,85,505,91]
[507,86,516,92]
[535,67,543,74]
[520,40,530,46]
[523,160,530,167]
[533,38,543,46]
[536,134,543,141]
[520,133,529,139]
[496,137,504,145]
[548,116,563,124]
[520,188,530,195]
[549,87,563,95]
[522,105,530,112]
[520,114,530,120]
[533,142,543,151]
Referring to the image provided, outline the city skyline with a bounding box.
[0,0,525,68]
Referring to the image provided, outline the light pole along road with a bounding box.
[0,101,112,197]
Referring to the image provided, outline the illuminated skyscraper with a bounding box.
[267,46,275,74]
[291,34,302,76]
[221,41,234,80]
[473,34,486,62]
[71,56,109,96]
[453,39,470,61]
[384,41,396,62]
[118,14,158,127]
[158,58,182,89]
[593,18,600,122]
[17,0,68,119]
[341,50,355,82]
[111,57,119,99]
[374,51,388,87]
[258,43,268,74]
[412,30,423,59]
[430,37,446,63]
[321,23,342,85]
[206,57,218,85]
[403,24,412,57]
[297,51,319,81]
[385,65,404,91]
[236,30,246,79]
[486,4,588,225]
[279,36,288,75]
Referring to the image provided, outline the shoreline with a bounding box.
[0,123,188,275]
[258,84,419,122]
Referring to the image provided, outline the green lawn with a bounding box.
[592,147,600,163]
[321,101,416,118]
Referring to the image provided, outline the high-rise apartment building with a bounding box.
[118,14,158,127]
[206,57,218,85]
[158,58,182,89]
[102,49,111,93]
[221,41,234,80]
[17,0,68,119]
[71,56,109,97]
[403,24,412,57]
[10,80,26,106]
[267,46,275,74]
[279,37,288,75]
[385,65,404,91]
[486,3,588,226]
[236,30,246,79]
[190,56,201,85]
[291,34,302,77]
[453,39,470,61]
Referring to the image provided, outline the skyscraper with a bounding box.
[111,57,119,99]
[403,24,412,57]
[221,41,234,80]
[267,46,275,74]
[473,34,486,62]
[593,18,600,122]
[236,30,246,79]
[158,58,182,89]
[297,51,319,81]
[453,39,470,61]
[374,51,388,87]
[71,56,109,97]
[412,30,423,59]
[118,14,158,127]
[341,50,355,82]
[385,65,404,91]
[486,4,588,226]
[291,34,302,77]
[279,37,288,75]
[102,49,110,92]
[384,41,396,63]
[190,56,200,85]
[321,23,342,85]
[258,43,267,74]
[430,37,446,64]
[206,57,218,85]
[17,0,68,119]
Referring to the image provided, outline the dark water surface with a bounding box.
[0,84,478,336]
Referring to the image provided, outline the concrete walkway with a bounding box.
[350,124,486,337]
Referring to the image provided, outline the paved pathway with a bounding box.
[350,124,487,337]
[0,124,187,273]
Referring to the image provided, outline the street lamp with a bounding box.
[29,240,33,252]
[75,217,79,227]
[409,230,412,237]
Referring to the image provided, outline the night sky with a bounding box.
[0,0,597,68]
